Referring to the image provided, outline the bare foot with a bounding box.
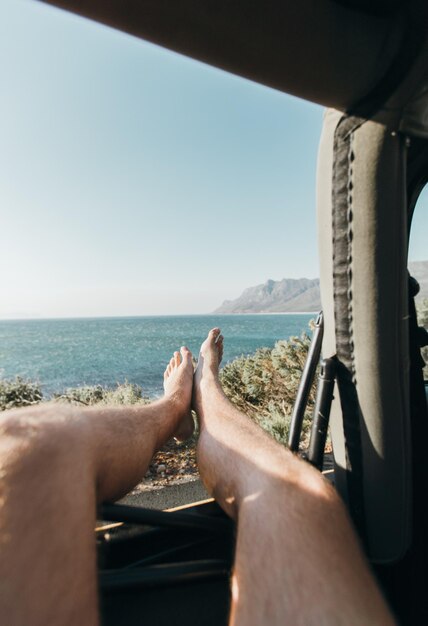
[193,328,291,517]
[163,346,195,441]
[192,328,223,412]
[192,337,395,626]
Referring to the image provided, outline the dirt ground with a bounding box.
[128,438,335,492]
[129,437,199,492]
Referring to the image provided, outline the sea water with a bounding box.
[0,314,313,398]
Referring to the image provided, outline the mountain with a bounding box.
[214,261,428,314]
[214,278,321,314]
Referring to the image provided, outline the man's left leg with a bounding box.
[0,346,194,626]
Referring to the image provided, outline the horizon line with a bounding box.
[0,311,317,322]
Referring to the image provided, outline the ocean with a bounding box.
[0,314,313,398]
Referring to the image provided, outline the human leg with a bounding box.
[0,346,193,626]
[193,329,395,626]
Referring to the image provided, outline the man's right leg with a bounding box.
[193,329,395,626]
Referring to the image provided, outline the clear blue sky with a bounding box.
[1,0,426,318]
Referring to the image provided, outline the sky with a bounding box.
[0,0,426,318]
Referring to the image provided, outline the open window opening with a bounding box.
[1,0,325,504]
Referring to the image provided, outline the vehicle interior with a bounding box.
[34,1,428,623]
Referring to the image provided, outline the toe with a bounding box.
[208,328,221,342]
[180,346,192,362]
[216,335,224,353]
[174,351,180,367]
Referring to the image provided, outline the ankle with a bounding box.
[153,396,188,447]
[165,387,191,412]
[199,366,222,391]
[193,376,223,411]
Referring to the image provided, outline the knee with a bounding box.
[0,404,90,472]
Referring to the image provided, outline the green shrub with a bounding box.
[54,381,150,406]
[220,332,315,448]
[54,384,106,405]
[416,298,428,328]
[416,299,428,379]
[103,383,150,405]
[0,377,43,411]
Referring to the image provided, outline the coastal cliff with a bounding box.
[214,260,428,314]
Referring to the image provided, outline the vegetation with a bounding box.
[0,331,313,447]
[0,379,152,412]
[416,298,428,379]
[54,382,150,406]
[0,377,43,411]
[220,332,314,446]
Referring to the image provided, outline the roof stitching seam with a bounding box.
[347,132,356,385]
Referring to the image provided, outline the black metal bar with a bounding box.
[288,311,324,451]
[99,559,229,591]
[307,357,336,471]
[100,503,233,535]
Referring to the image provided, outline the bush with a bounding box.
[54,382,150,406]
[416,298,428,379]
[104,383,150,405]
[416,298,428,329]
[54,384,106,405]
[220,332,315,447]
[0,377,43,411]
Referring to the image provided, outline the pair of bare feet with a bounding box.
[0,327,395,625]
[161,326,290,520]
[163,327,224,442]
